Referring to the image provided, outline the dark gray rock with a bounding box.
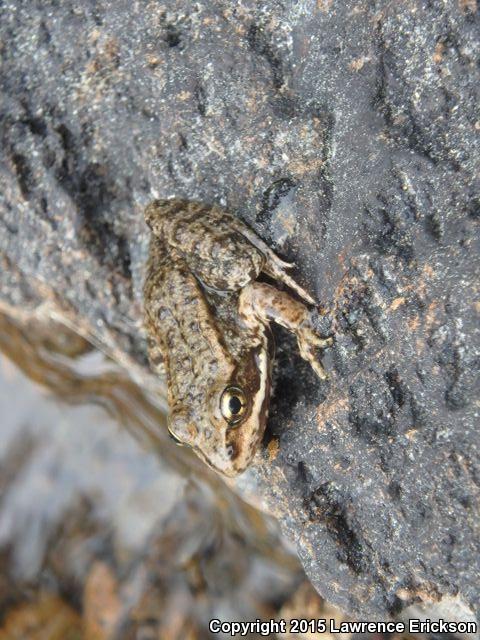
[1,0,479,620]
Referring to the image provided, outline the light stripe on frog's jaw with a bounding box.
[221,346,271,476]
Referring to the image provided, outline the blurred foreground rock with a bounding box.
[1,0,479,621]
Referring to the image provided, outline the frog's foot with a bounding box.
[231,220,295,270]
[296,327,333,380]
[268,252,295,270]
[263,258,316,305]
[229,213,315,304]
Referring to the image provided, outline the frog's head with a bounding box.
[168,346,271,477]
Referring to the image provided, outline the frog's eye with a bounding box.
[220,386,247,425]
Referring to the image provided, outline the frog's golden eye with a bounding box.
[220,386,247,425]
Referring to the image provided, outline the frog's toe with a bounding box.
[312,335,334,349]
[296,329,332,380]
[273,254,295,269]
[311,359,329,380]
[298,342,328,380]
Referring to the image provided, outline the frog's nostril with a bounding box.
[226,442,238,460]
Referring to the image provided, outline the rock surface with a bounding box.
[1,0,479,620]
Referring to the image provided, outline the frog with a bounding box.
[143,199,333,477]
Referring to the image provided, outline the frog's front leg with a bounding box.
[239,282,333,380]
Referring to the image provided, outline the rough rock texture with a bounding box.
[1,0,479,620]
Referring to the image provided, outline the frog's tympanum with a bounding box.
[144,199,332,477]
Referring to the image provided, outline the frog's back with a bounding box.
[144,236,237,403]
[145,199,265,291]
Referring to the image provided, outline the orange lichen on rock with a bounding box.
[0,594,81,640]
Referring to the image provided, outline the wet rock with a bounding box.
[1,0,479,620]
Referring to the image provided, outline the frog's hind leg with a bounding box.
[239,282,333,380]
[226,216,316,305]
[262,254,316,306]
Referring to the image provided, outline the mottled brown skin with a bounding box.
[144,199,332,476]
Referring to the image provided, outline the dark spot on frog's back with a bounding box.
[157,306,170,321]
[188,320,200,333]
[208,359,218,375]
